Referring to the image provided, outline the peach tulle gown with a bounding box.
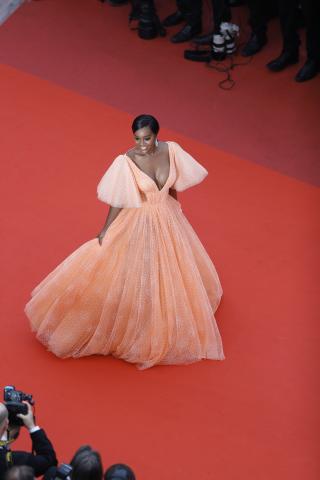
[25,141,225,369]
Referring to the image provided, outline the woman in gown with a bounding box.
[25,114,225,369]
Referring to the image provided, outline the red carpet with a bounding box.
[0,2,319,480]
[0,0,319,185]
[1,64,319,480]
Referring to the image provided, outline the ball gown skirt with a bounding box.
[25,141,225,369]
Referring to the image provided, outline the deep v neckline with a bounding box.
[124,142,171,192]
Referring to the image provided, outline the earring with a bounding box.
[155,138,159,147]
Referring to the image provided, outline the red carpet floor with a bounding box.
[0,0,319,185]
[0,2,319,480]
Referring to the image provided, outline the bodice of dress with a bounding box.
[124,143,176,206]
[97,141,208,209]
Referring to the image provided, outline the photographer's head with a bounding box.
[70,446,103,480]
[0,403,9,437]
[104,464,135,480]
[5,466,35,480]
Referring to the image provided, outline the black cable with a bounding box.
[206,48,253,90]
[204,12,255,90]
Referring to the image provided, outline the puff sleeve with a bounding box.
[97,155,142,208]
[170,142,208,191]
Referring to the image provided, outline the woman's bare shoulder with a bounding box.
[125,148,136,160]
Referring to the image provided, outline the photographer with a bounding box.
[5,466,35,480]
[0,401,57,480]
[44,445,102,480]
[104,464,135,480]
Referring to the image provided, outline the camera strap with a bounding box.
[6,450,13,467]
[0,439,14,467]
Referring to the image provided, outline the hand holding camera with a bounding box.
[1,385,58,478]
[16,402,36,431]
[4,385,35,427]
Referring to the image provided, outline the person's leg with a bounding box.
[241,0,268,56]
[192,0,231,46]
[177,0,201,27]
[295,0,320,81]
[213,1,240,57]
[211,0,231,33]
[162,0,184,27]
[266,0,300,71]
[301,0,320,61]
[170,0,202,43]
[248,0,267,37]
[135,0,166,40]
[184,0,237,62]
[278,0,300,53]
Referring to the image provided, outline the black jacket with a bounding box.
[0,429,57,480]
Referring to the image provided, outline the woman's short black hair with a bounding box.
[104,464,136,480]
[70,445,103,480]
[131,114,160,135]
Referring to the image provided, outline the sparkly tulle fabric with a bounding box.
[25,142,224,369]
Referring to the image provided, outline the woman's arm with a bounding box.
[169,188,178,200]
[97,206,122,245]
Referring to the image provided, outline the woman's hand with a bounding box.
[97,206,122,246]
[97,229,107,246]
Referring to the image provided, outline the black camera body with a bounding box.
[55,464,73,480]
[4,385,34,426]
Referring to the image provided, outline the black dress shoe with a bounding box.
[105,0,128,5]
[170,23,202,44]
[228,0,245,6]
[267,50,299,72]
[241,33,267,57]
[192,32,213,46]
[184,49,212,62]
[162,10,184,27]
[295,59,320,82]
[184,46,226,62]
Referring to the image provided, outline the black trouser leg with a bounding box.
[300,0,320,61]
[278,0,300,53]
[176,0,202,26]
[247,0,267,36]
[211,0,231,33]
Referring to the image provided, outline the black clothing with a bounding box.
[246,0,277,36]
[176,0,231,32]
[278,0,320,59]
[247,1,320,60]
[297,0,320,60]
[176,0,202,26]
[211,0,231,33]
[278,0,300,52]
[0,429,57,480]
[247,0,268,36]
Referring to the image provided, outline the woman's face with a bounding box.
[133,126,157,156]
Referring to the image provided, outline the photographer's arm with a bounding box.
[14,403,57,476]
[28,429,58,475]
[97,206,122,245]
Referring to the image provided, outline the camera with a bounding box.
[220,22,240,55]
[4,385,34,426]
[55,464,73,480]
